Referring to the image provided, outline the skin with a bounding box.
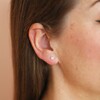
[28,0,100,100]
[54,0,100,93]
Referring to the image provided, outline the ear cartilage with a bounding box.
[50,56,55,60]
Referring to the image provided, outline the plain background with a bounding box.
[0,0,14,100]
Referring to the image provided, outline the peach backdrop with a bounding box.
[0,0,14,100]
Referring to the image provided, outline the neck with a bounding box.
[43,65,100,100]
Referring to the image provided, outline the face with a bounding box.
[55,0,100,93]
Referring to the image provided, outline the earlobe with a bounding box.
[28,23,59,65]
[41,49,59,65]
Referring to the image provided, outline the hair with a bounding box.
[10,0,76,100]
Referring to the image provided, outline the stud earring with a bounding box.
[50,56,55,60]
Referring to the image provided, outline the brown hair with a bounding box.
[10,0,76,100]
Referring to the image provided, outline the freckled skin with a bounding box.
[55,0,100,93]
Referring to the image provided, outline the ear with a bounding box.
[28,23,59,65]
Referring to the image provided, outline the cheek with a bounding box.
[70,31,100,62]
[82,40,100,61]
